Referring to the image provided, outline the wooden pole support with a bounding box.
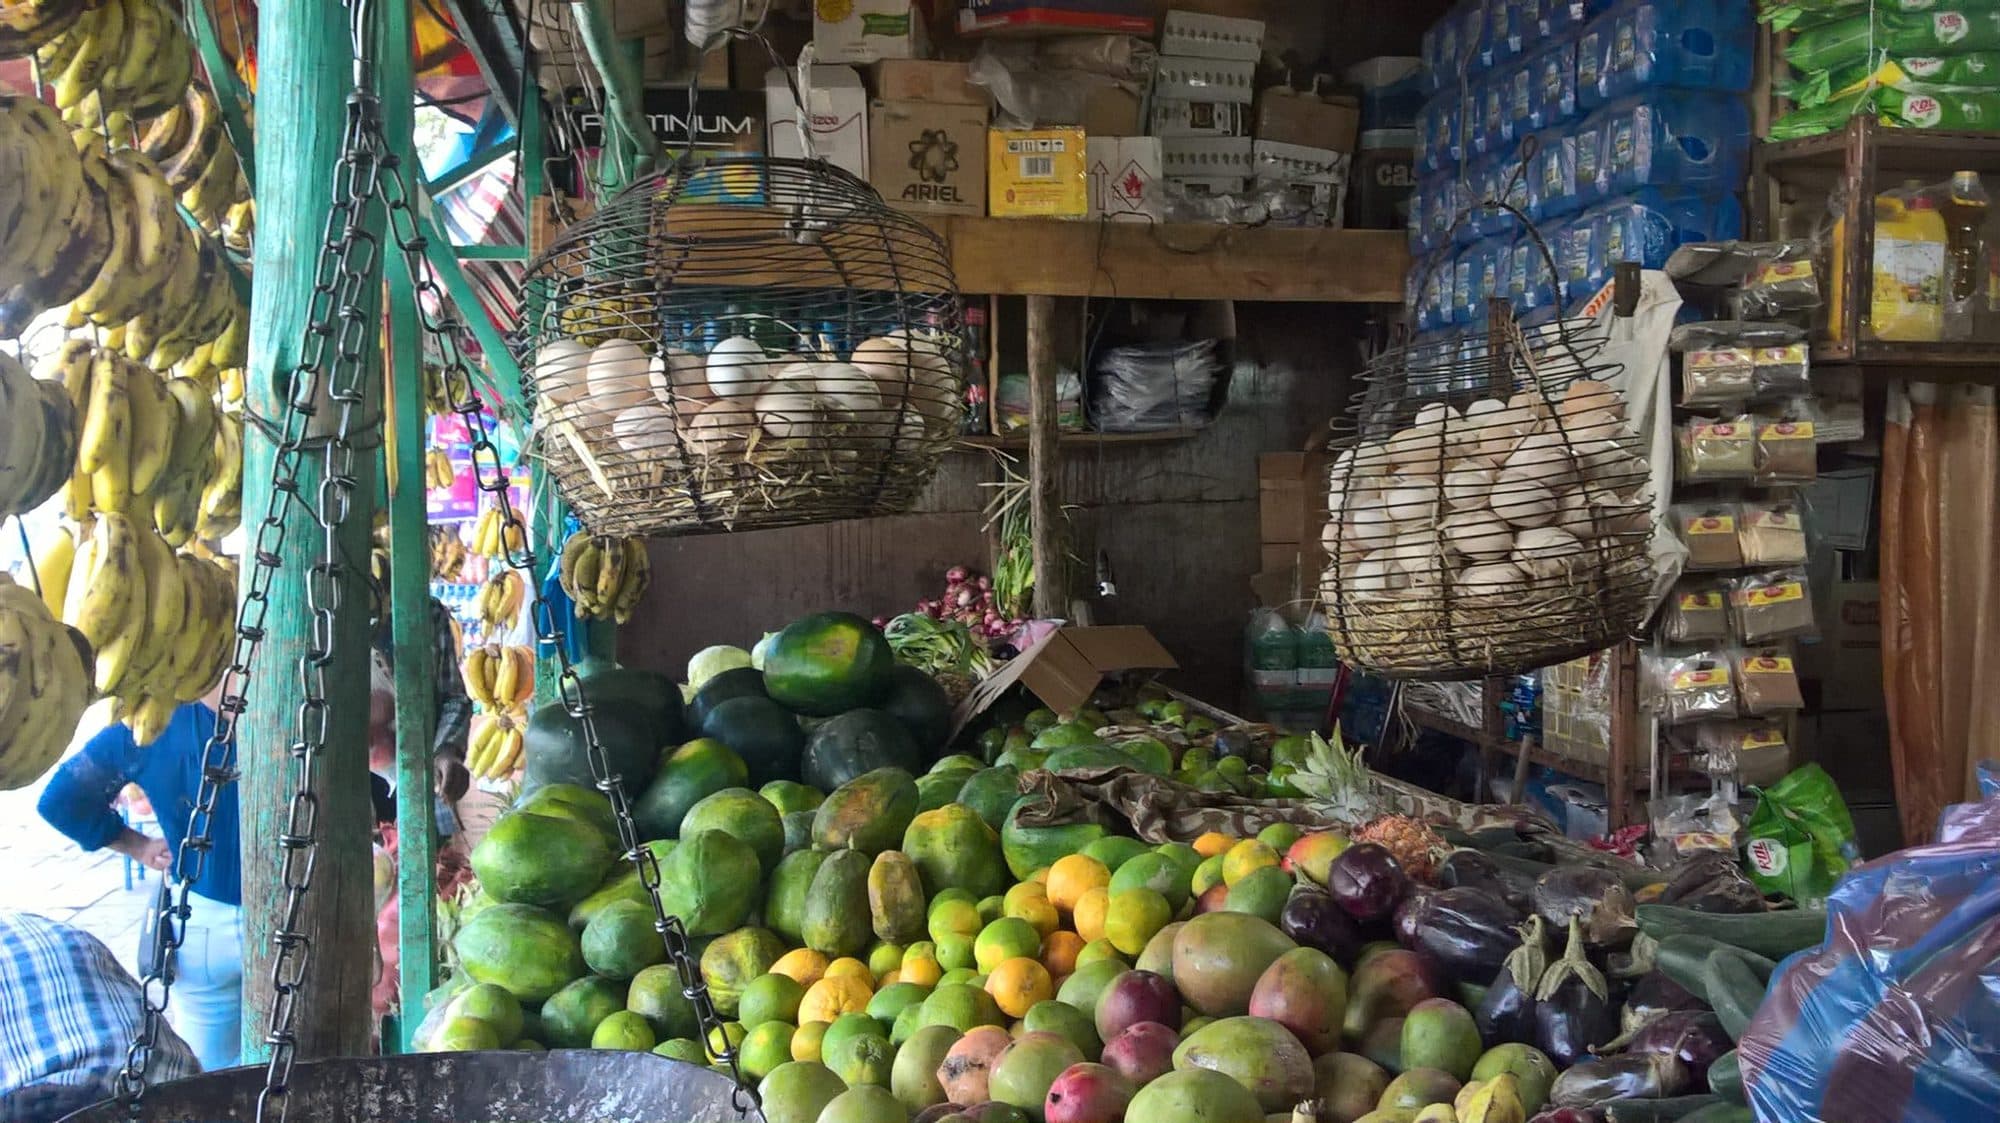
[1026,295,1065,619]
[239,0,380,1062]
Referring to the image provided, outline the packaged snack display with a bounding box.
[1647,648,1739,724]
[1676,414,1756,480]
[1738,500,1809,565]
[1733,646,1806,714]
[1751,342,1810,399]
[1673,502,1746,569]
[1753,415,1818,484]
[1729,568,1816,642]
[1693,720,1790,781]
[1682,346,1755,406]
[1662,580,1733,642]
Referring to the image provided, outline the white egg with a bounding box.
[1574,439,1644,487]
[1345,553,1406,598]
[1490,467,1561,528]
[1500,429,1578,485]
[1346,499,1401,551]
[1469,399,1535,461]
[534,338,592,406]
[1512,526,1585,580]
[1441,512,1513,560]
[685,398,758,455]
[1350,439,1397,478]
[1508,389,1555,421]
[1381,481,1439,523]
[1554,406,1626,444]
[808,361,886,416]
[754,390,829,441]
[851,334,960,427]
[586,339,662,410]
[1443,465,1495,511]
[1386,423,1447,475]
[705,335,773,399]
[609,405,675,456]
[1459,559,1529,595]
[1558,378,1624,421]
[1320,518,1344,556]
[1414,402,1452,429]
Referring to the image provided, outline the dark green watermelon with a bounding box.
[955,766,1023,831]
[800,709,924,792]
[761,612,895,717]
[685,667,768,732]
[877,664,955,756]
[572,657,686,748]
[520,699,662,798]
[701,695,806,787]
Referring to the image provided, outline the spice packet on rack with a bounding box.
[1754,414,1818,484]
[1730,568,1817,643]
[1663,580,1733,642]
[1742,253,1821,319]
[1694,720,1791,784]
[1733,646,1806,714]
[1752,342,1811,400]
[1740,500,1809,565]
[1677,414,1757,482]
[1645,649,1739,725]
[1683,347,1755,407]
[1673,502,1746,570]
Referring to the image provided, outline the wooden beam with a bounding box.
[438,0,524,124]
[1026,295,1065,619]
[240,0,378,1062]
[922,218,1409,303]
[452,242,531,260]
[426,138,515,196]
[380,0,440,1052]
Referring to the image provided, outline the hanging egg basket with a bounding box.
[1319,312,1656,680]
[517,157,970,536]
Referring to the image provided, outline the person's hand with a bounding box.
[112,830,172,872]
[434,752,470,803]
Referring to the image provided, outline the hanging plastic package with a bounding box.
[1739,761,2000,1123]
[1088,339,1225,433]
[1741,763,1860,901]
[1788,50,2000,107]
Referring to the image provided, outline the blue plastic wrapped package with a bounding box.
[1473,75,1510,157]
[1416,251,1455,332]
[1545,216,1594,307]
[1488,0,1531,68]
[1738,762,2000,1123]
[1578,0,1755,109]
[1411,173,1469,252]
[1505,56,1538,139]
[1418,92,1464,176]
[1574,110,1611,206]
[1587,189,1744,274]
[1589,92,1752,199]
[1541,0,1590,38]
[1422,7,1470,95]
[1525,127,1582,221]
[1527,36,1582,131]
[1468,154,1530,237]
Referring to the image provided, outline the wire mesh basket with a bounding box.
[517,156,970,536]
[1318,309,1655,679]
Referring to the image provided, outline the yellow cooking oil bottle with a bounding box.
[1830,181,1947,342]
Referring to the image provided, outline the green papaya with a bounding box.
[867,851,927,945]
[766,849,833,947]
[803,849,874,960]
[812,768,920,855]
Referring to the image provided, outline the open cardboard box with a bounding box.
[949,625,1178,738]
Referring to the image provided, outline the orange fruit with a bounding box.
[1004,883,1060,938]
[1193,831,1235,859]
[770,948,831,988]
[868,942,905,981]
[974,917,1043,974]
[1046,855,1112,913]
[900,940,943,988]
[791,1020,829,1062]
[1029,866,1051,884]
[1040,930,1085,977]
[1102,888,1172,956]
[984,956,1054,1018]
[1073,886,1110,944]
[797,974,872,1025]
[1221,839,1281,886]
[824,958,874,985]
[928,897,983,941]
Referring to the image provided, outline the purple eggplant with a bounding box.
[1475,915,1550,1046]
[1658,852,1767,914]
[1550,1054,1690,1106]
[1439,848,1536,910]
[1621,971,1709,1035]
[1533,866,1638,949]
[1326,843,1411,924]
[1394,886,1527,982]
[1534,916,1620,1068]
[1624,1011,1731,1087]
[1280,884,1366,965]
[1528,1112,1608,1123]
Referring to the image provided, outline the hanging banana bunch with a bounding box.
[0,570,93,791]
[476,569,525,632]
[466,710,525,781]
[461,643,536,711]
[424,449,455,490]
[558,532,651,624]
[469,507,524,560]
[422,364,452,415]
[430,525,467,582]
[0,350,79,522]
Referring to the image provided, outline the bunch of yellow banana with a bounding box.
[0,350,79,520]
[0,96,109,339]
[465,711,525,781]
[51,514,237,744]
[469,507,526,560]
[26,0,192,119]
[461,643,536,710]
[128,84,249,238]
[0,571,92,791]
[558,532,652,624]
[422,364,453,415]
[0,0,85,58]
[192,408,242,540]
[431,526,468,581]
[424,449,456,489]
[477,569,526,632]
[557,289,651,346]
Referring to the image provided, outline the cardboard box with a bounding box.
[767,65,870,181]
[1253,139,1349,227]
[815,0,929,64]
[1161,137,1254,181]
[1086,136,1163,223]
[564,88,765,202]
[1799,581,1884,710]
[957,0,1157,36]
[989,128,1088,218]
[1257,451,1330,545]
[1158,9,1266,61]
[1148,98,1249,138]
[873,59,986,105]
[950,625,1179,736]
[1081,83,1144,135]
[1256,88,1361,155]
[1351,127,1417,230]
[870,100,989,214]
[1153,56,1256,104]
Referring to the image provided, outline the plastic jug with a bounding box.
[1578,0,1753,110]
[1831,190,1948,342]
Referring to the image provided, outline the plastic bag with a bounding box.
[1773,83,2000,139]
[1739,762,2000,1122]
[1088,339,1224,433]
[1787,50,2000,107]
[1741,763,1859,902]
[1786,11,2000,75]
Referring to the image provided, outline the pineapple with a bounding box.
[1292,728,1447,883]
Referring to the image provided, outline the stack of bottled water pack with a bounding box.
[1408,0,1755,339]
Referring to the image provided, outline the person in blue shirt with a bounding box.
[35,687,241,1075]
[0,910,199,1120]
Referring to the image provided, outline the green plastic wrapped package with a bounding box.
[1787,8,2000,72]
[1787,50,2000,105]
[1763,0,2000,32]
[1771,84,2000,138]
[1743,763,1861,902]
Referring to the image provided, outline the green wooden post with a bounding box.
[377,0,440,1053]
[239,0,380,1062]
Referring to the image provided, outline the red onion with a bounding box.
[947,565,970,583]
[976,576,992,590]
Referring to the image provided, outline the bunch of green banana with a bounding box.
[57,513,237,744]
[0,350,79,520]
[29,0,192,119]
[0,571,93,791]
[557,532,652,624]
[0,0,84,59]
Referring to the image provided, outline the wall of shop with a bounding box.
[621,302,1370,700]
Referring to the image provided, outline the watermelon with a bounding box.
[454,903,585,1003]
[520,698,662,798]
[801,709,924,792]
[632,739,750,841]
[877,665,955,755]
[761,612,895,717]
[701,695,806,787]
[956,766,1023,831]
[573,657,687,747]
[686,666,769,731]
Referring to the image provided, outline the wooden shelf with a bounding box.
[919,216,1410,303]
[951,428,1202,452]
[1402,705,1652,793]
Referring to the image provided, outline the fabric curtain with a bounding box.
[1881,382,2000,845]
